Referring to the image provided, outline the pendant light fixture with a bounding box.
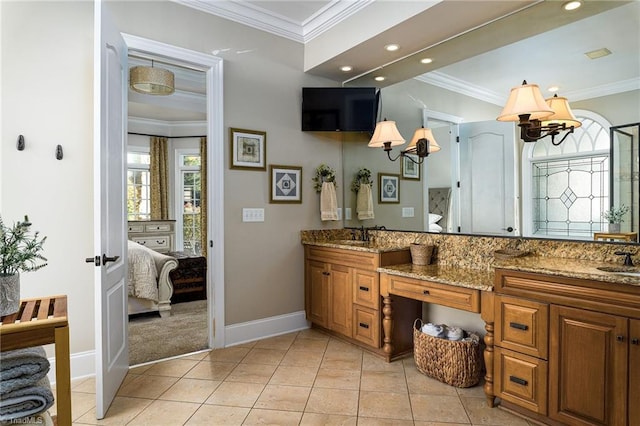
[129,60,175,96]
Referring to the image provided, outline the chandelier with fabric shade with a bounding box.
[368,119,439,164]
[130,62,175,96]
[497,80,581,146]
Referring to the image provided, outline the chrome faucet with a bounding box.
[615,251,635,266]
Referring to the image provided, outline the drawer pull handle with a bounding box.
[359,286,370,292]
[509,322,529,331]
[509,376,528,386]
[632,338,639,345]
[423,290,430,295]
[616,335,625,342]
[359,322,369,329]
[156,240,165,244]
[322,271,330,276]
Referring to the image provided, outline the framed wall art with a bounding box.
[270,165,302,203]
[378,173,400,203]
[401,154,420,180]
[230,128,266,170]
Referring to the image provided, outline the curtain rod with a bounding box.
[128,132,206,139]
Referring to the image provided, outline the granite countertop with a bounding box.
[377,264,494,291]
[302,240,410,253]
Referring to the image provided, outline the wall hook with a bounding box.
[17,135,25,151]
[56,145,63,160]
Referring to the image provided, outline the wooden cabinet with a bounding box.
[128,220,175,253]
[493,269,640,426]
[304,244,417,358]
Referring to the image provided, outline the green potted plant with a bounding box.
[312,164,337,193]
[0,215,47,316]
[602,205,630,233]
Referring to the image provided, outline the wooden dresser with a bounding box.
[127,220,175,253]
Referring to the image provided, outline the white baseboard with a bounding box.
[53,311,310,382]
[224,310,310,347]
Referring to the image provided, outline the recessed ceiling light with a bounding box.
[340,66,353,72]
[384,44,400,52]
[548,86,559,93]
[420,58,433,64]
[585,47,612,59]
[374,76,385,82]
[563,1,582,11]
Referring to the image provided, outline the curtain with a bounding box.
[150,136,169,220]
[200,137,208,257]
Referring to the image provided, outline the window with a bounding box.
[179,153,202,254]
[127,151,151,221]
[523,111,612,239]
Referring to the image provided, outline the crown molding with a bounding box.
[128,117,207,137]
[172,0,371,43]
[563,77,640,102]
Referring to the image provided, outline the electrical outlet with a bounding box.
[345,208,352,220]
[337,208,342,220]
[242,208,265,222]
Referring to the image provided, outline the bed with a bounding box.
[127,240,179,318]
[428,187,452,232]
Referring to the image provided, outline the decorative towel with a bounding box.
[446,326,464,341]
[0,347,50,395]
[421,323,446,338]
[462,333,481,344]
[0,376,54,422]
[356,184,375,220]
[320,181,339,221]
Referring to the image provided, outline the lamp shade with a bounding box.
[497,81,554,122]
[407,127,441,154]
[130,66,175,95]
[541,95,582,128]
[368,120,405,148]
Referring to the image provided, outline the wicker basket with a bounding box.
[410,244,434,265]
[413,319,482,388]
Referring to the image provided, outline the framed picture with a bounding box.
[270,165,302,203]
[378,173,400,203]
[230,128,266,170]
[401,154,420,180]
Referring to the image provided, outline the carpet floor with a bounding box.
[128,299,208,365]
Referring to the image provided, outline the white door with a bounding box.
[93,1,128,418]
[459,121,517,235]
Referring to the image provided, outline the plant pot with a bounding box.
[608,223,621,233]
[0,273,20,317]
[410,243,434,266]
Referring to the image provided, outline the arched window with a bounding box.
[522,110,611,239]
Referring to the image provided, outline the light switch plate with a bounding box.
[345,208,352,220]
[337,208,342,220]
[402,207,415,217]
[242,208,265,222]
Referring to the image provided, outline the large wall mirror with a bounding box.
[342,2,640,244]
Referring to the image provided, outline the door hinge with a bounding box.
[457,226,461,233]
[456,136,460,143]
[457,181,461,188]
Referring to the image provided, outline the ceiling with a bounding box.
[129,0,639,123]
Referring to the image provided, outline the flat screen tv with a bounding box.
[302,87,378,132]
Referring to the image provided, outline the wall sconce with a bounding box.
[129,60,175,96]
[368,120,440,164]
[497,80,581,146]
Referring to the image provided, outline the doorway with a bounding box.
[121,34,226,358]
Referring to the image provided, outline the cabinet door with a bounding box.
[549,305,627,426]
[630,319,640,426]
[328,264,352,337]
[307,260,329,328]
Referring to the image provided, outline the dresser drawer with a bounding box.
[145,223,172,232]
[352,306,380,348]
[496,295,548,359]
[495,347,548,415]
[386,276,480,313]
[128,224,144,233]
[353,269,379,309]
[132,235,172,252]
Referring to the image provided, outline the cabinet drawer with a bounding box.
[495,347,548,415]
[386,276,480,313]
[496,295,548,359]
[306,246,377,270]
[145,223,172,232]
[353,269,379,309]
[353,306,380,348]
[128,224,144,233]
[132,236,171,251]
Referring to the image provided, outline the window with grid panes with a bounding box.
[180,153,202,254]
[127,151,151,221]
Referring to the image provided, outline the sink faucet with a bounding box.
[615,251,635,266]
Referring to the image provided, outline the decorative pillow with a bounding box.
[428,213,443,224]
[428,223,443,232]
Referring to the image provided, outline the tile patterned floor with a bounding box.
[53,329,538,425]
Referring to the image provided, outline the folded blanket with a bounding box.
[320,181,339,221]
[0,347,50,395]
[356,183,374,220]
[0,376,54,422]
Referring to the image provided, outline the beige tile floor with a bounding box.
[53,329,537,425]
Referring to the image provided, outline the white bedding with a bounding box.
[127,240,159,302]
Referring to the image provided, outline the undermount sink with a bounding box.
[596,265,640,276]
